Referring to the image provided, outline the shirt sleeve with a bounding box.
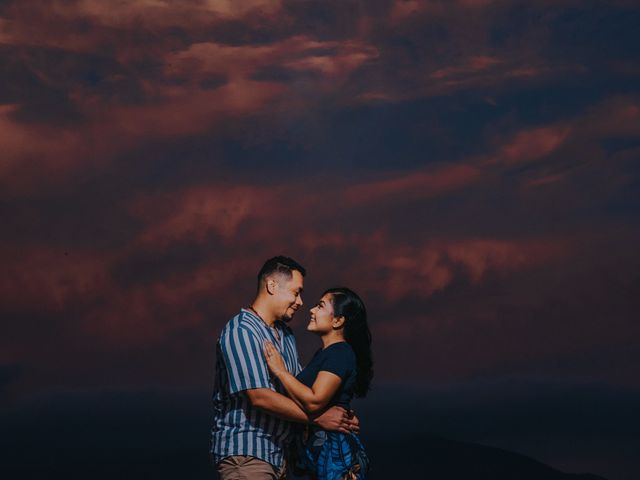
[319,344,355,381]
[219,326,273,394]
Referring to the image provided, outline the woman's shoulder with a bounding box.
[323,342,355,363]
[326,341,354,353]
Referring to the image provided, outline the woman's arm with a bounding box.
[245,388,357,433]
[264,341,342,414]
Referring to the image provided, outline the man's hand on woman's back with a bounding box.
[312,406,360,434]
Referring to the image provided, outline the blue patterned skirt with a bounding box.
[292,427,369,480]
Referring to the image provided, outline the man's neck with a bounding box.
[248,298,277,327]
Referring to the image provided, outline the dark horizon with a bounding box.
[1,1,639,479]
[3,380,639,479]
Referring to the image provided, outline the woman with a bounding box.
[263,287,373,480]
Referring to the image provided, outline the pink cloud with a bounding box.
[347,164,482,205]
[378,238,565,301]
[74,0,284,26]
[164,36,378,85]
[0,1,285,50]
[487,126,571,166]
[340,123,572,207]
[129,185,274,248]
[0,246,110,310]
[119,175,570,306]
[0,240,257,349]
[0,30,382,194]
[391,0,497,22]
[579,96,640,137]
[292,229,567,303]
[72,249,274,348]
[283,41,379,78]
[445,239,556,283]
[79,269,218,346]
[525,173,567,188]
[431,55,501,79]
[0,104,88,186]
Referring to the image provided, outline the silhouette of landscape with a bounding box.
[364,434,607,480]
[1,433,609,480]
[3,384,633,480]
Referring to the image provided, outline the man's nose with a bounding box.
[297,296,303,307]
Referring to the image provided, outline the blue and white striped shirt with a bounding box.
[210,308,302,468]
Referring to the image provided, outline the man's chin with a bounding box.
[282,310,297,322]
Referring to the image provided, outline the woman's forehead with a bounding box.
[320,293,333,303]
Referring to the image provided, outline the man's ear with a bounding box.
[266,278,278,295]
[333,316,345,329]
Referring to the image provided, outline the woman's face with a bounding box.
[308,293,336,334]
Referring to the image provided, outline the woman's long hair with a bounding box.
[324,287,373,398]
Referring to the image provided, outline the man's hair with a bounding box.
[257,256,306,290]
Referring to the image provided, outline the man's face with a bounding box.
[272,270,304,322]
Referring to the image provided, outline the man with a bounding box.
[211,256,358,480]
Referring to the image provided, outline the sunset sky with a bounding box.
[1,1,639,479]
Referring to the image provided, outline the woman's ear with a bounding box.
[333,315,346,329]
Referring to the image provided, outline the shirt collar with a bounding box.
[241,308,291,334]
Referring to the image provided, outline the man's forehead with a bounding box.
[272,270,304,288]
[289,270,304,289]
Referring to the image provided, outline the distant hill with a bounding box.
[1,426,608,480]
[0,389,609,480]
[363,434,607,480]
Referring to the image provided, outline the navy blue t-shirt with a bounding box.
[296,342,356,408]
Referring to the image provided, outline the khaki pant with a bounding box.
[216,455,286,480]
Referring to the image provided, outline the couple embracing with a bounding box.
[211,256,373,480]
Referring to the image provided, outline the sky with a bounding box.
[1,1,639,478]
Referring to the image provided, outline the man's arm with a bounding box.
[245,388,308,423]
[245,388,359,433]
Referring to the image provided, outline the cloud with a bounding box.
[314,235,565,302]
[0,0,639,404]
[0,19,380,192]
[0,246,110,311]
[391,0,498,22]
[0,0,285,49]
[4,0,633,197]
[346,164,482,205]
[340,121,573,208]
[129,184,268,247]
[0,104,87,184]
[490,126,571,166]
[430,55,502,80]
[524,173,566,188]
